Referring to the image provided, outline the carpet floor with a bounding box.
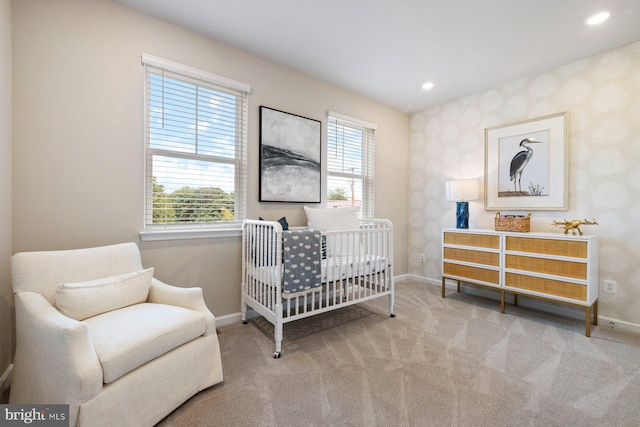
[157,280,640,427]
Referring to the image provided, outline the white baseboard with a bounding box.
[215,312,243,328]
[0,364,13,396]
[410,274,640,333]
[393,273,414,283]
[400,274,439,285]
[597,315,640,333]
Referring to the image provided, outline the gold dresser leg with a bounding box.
[585,306,591,337]
[457,280,461,292]
[593,300,598,326]
[500,290,505,314]
[442,277,446,298]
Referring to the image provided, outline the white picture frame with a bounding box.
[484,112,568,210]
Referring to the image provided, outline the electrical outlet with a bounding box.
[603,280,617,294]
[419,253,426,262]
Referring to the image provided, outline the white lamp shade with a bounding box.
[446,179,479,202]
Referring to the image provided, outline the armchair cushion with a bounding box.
[83,303,206,383]
[55,268,153,320]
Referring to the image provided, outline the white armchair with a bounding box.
[10,242,223,427]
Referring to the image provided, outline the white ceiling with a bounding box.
[114,0,640,113]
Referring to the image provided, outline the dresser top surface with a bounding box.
[443,228,597,240]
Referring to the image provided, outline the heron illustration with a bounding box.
[509,138,542,193]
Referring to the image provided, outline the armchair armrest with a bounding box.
[11,292,103,409]
[149,278,216,335]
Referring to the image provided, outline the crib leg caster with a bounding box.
[242,320,248,324]
[390,313,396,318]
[274,351,281,359]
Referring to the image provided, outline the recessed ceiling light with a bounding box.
[422,82,434,90]
[586,11,610,25]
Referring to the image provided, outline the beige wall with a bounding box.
[0,0,12,380]
[11,0,409,320]
[409,41,640,326]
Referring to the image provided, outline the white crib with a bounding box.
[241,219,395,358]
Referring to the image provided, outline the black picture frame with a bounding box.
[259,106,321,203]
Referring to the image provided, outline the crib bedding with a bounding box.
[324,255,388,282]
[249,254,388,285]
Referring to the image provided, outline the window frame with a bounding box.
[326,111,376,219]
[139,54,250,241]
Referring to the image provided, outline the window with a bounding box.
[141,54,250,236]
[326,111,376,218]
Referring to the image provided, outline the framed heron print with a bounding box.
[484,112,568,210]
[259,106,321,203]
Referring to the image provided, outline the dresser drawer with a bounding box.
[444,247,500,267]
[505,272,587,301]
[444,232,500,249]
[505,236,587,258]
[505,254,587,280]
[443,262,500,285]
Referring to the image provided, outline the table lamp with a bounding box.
[445,179,479,229]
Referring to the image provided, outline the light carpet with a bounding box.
[157,280,640,427]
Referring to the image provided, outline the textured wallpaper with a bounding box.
[409,41,640,326]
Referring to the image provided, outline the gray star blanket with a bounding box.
[282,230,322,298]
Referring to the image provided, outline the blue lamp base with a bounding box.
[456,202,469,229]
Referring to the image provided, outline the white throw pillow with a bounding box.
[303,207,363,257]
[55,268,153,320]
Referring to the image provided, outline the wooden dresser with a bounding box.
[442,229,598,336]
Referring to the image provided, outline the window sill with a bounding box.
[139,226,242,242]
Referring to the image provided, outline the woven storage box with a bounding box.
[494,212,531,232]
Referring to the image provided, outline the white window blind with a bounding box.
[142,54,249,229]
[327,112,376,218]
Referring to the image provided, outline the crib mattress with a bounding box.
[248,255,388,286]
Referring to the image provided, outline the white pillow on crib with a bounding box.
[304,206,359,231]
[304,207,363,257]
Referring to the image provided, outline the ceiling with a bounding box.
[114,0,640,113]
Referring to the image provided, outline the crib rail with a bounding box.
[241,218,395,358]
